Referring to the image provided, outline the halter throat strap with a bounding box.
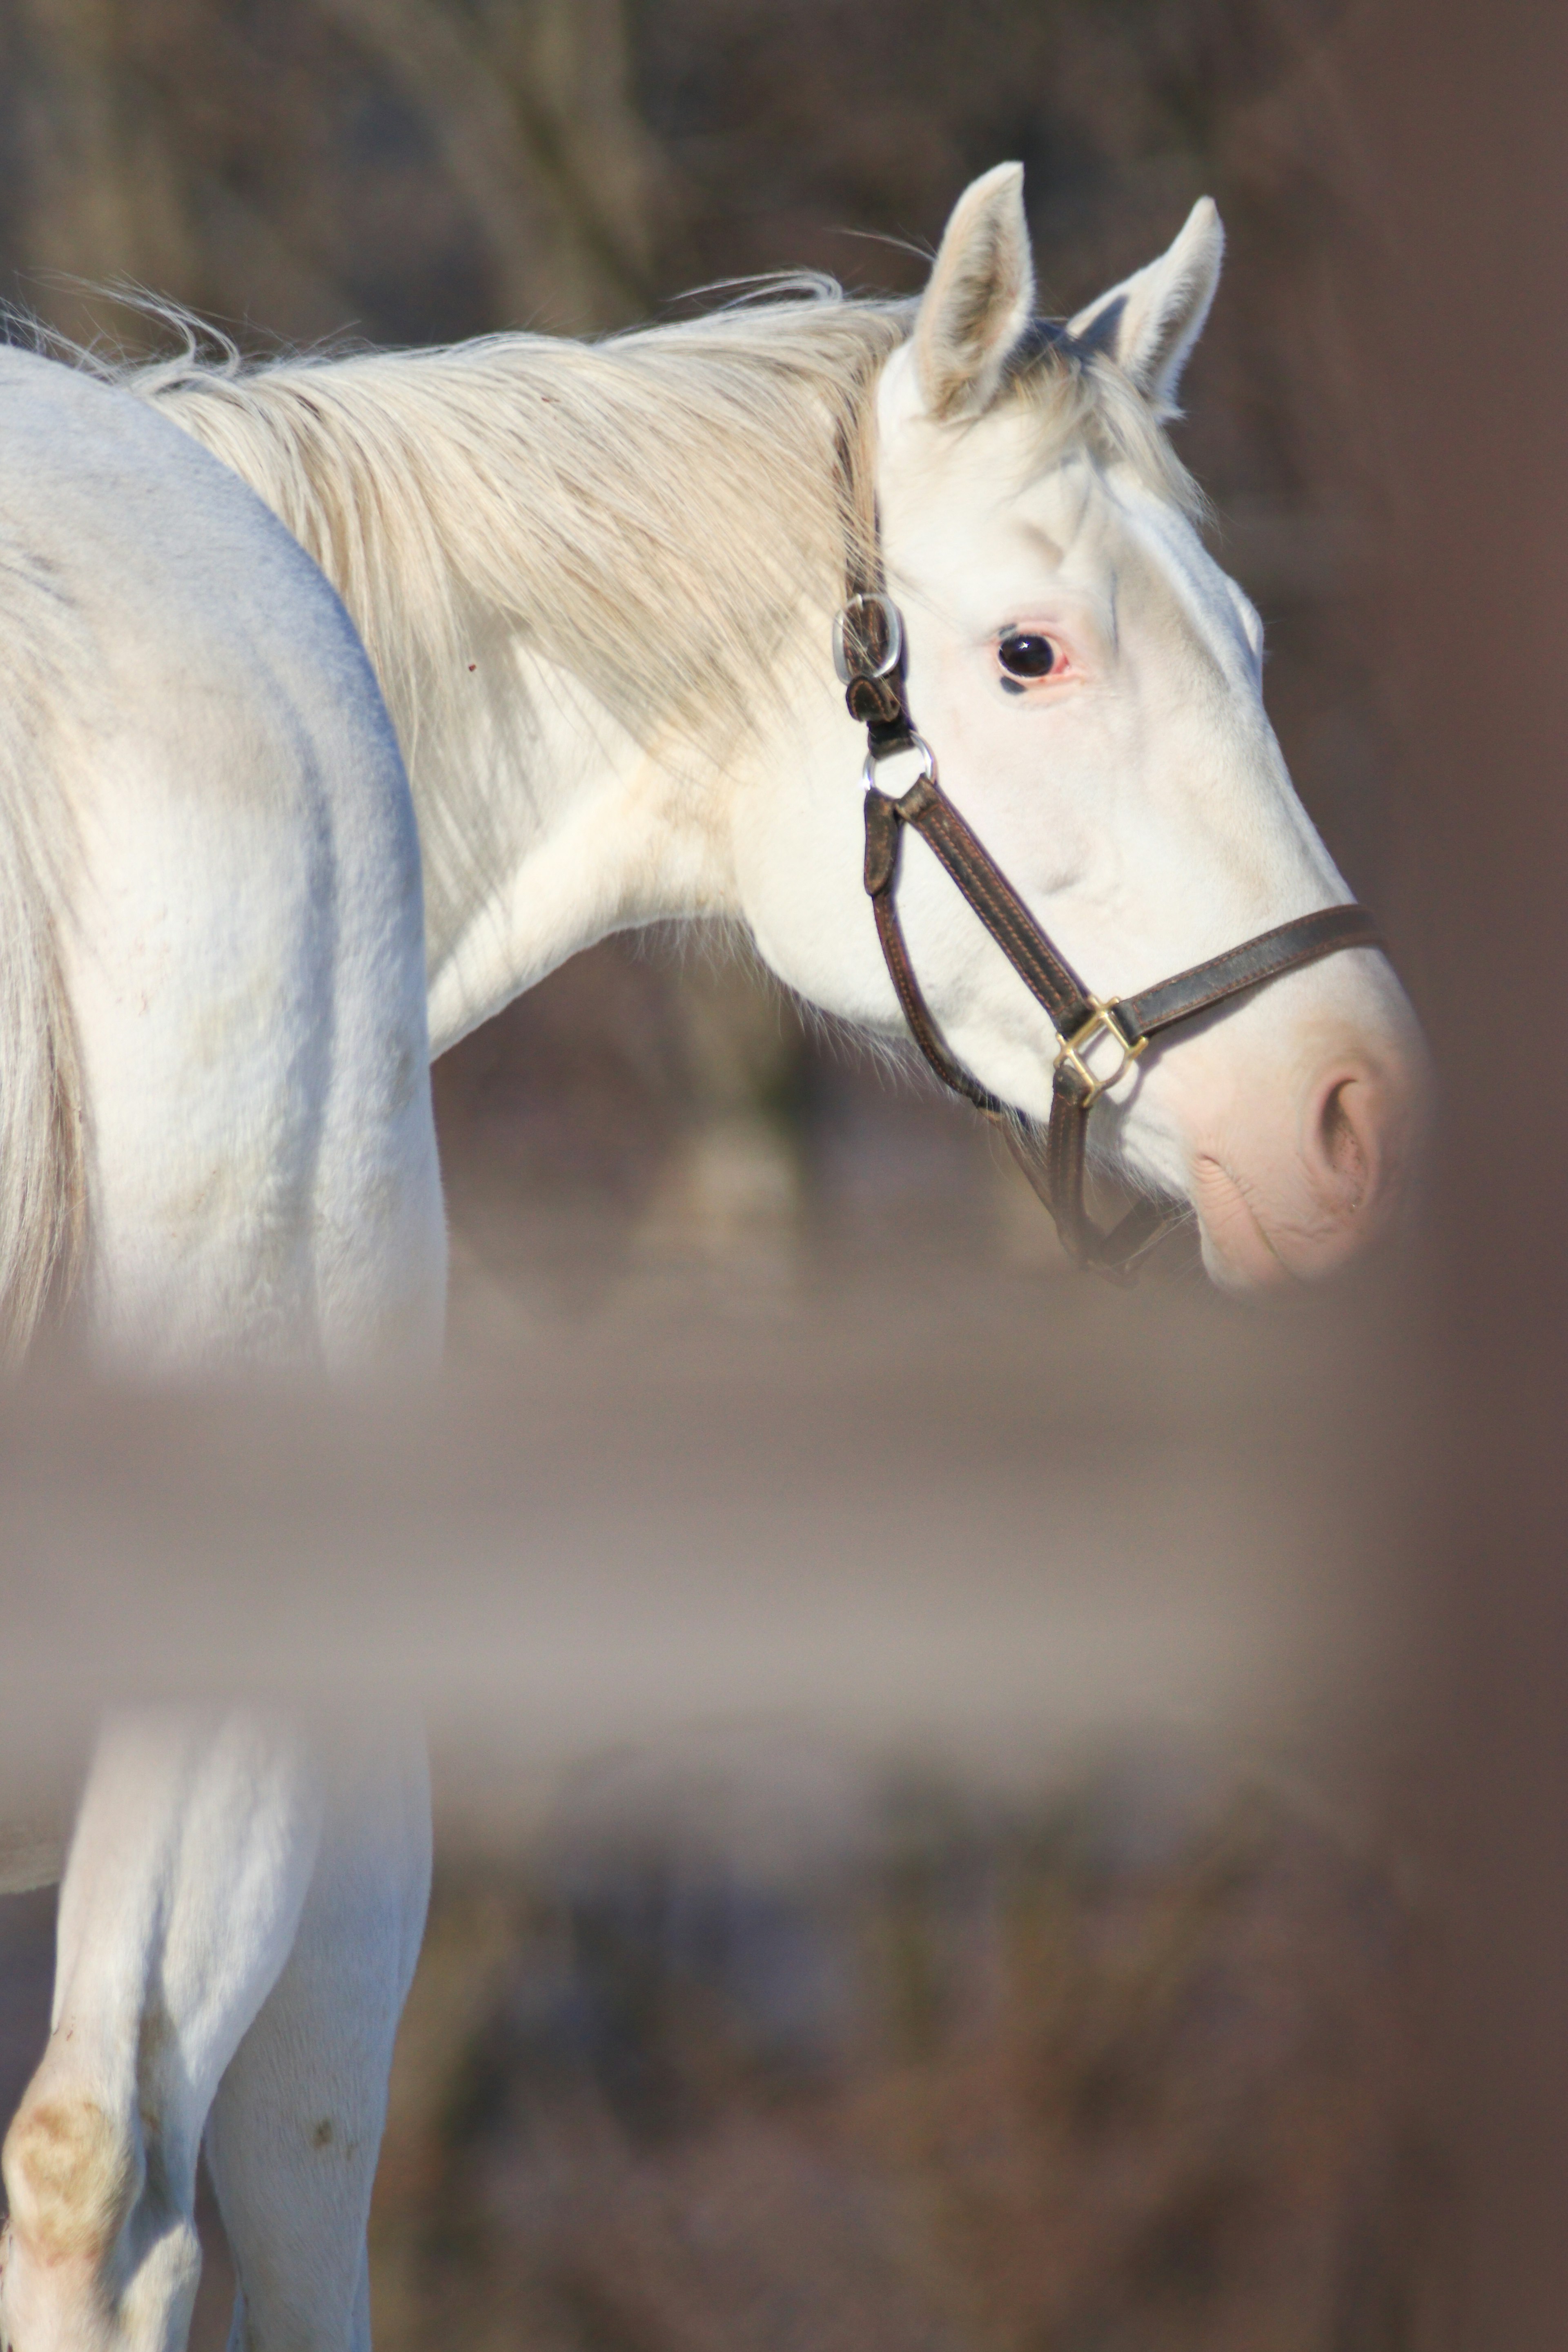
[835,474,1383,1278]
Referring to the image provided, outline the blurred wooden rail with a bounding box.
[0,1264,1415,1867]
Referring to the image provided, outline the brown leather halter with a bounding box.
[834,562,1384,1279]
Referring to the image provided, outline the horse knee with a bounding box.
[0,2091,203,2352]
[2,2093,139,2269]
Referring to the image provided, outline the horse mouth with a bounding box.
[1189,1150,1390,1292]
[1188,1156,1305,1293]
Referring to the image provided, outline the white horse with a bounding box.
[0,348,443,2348]
[0,165,1424,2351]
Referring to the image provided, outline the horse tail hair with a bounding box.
[0,630,85,1365]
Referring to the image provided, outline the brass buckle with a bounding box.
[1054,997,1147,1108]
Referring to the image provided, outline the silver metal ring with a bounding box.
[832,592,903,685]
[860,733,935,793]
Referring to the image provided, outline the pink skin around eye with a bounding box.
[993,626,1078,695]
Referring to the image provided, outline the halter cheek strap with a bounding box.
[833,587,1385,1279]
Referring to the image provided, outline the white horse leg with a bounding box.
[0,1712,324,2352]
[202,1731,430,2352]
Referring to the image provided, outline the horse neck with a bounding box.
[416,649,747,1056]
[137,307,903,1055]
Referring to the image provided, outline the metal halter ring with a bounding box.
[861,733,936,795]
[1054,997,1147,1109]
[833,592,904,686]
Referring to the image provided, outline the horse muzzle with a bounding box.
[1185,1032,1430,1292]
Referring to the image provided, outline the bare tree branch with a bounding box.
[314,0,662,330]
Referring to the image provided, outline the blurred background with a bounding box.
[1,1,1558,2346]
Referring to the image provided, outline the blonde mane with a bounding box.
[123,290,1197,949]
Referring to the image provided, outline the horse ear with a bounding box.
[1067,198,1225,415]
[913,163,1036,419]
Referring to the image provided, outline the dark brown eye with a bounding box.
[998,631,1056,678]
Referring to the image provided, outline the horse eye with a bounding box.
[998,631,1056,679]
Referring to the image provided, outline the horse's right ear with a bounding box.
[913,164,1036,420]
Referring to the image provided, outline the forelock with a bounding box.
[999,331,1205,518]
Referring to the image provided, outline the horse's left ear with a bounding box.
[913,163,1036,419]
[1067,198,1225,416]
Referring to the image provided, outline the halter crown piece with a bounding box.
[833,494,1384,1280]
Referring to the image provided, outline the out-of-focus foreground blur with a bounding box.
[0,1,1561,2345]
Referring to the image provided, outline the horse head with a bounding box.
[756,165,1426,1291]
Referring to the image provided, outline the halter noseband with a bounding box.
[834,563,1384,1280]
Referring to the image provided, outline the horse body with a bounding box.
[0,359,441,2347]
[1,168,1425,2351]
[0,348,445,1372]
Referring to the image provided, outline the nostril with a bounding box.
[1313,1074,1378,1214]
